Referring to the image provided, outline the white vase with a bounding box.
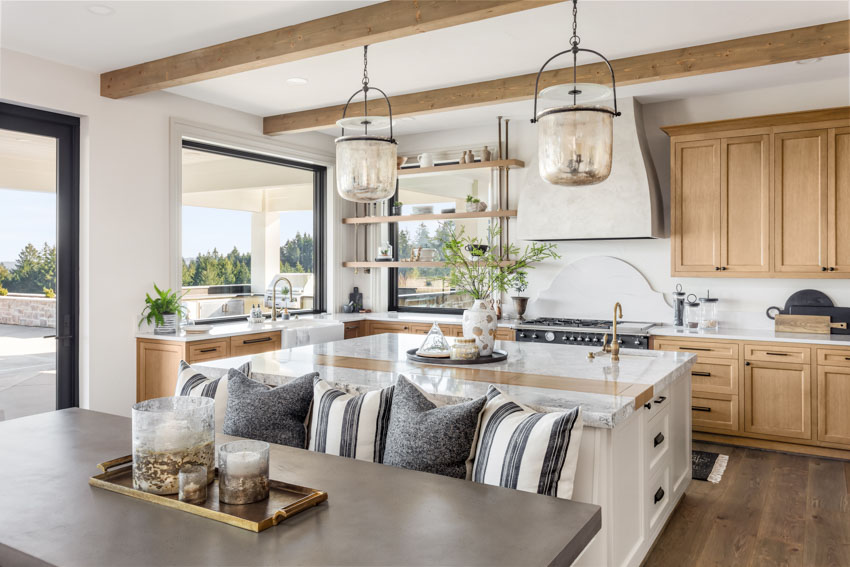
[462,299,498,356]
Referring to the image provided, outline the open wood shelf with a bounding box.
[342,261,515,269]
[397,158,524,176]
[342,209,517,225]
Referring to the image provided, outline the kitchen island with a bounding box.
[198,334,696,567]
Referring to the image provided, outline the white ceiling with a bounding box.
[1,1,848,137]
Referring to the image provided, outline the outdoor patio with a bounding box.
[0,324,55,421]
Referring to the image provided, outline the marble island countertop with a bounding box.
[196,333,695,429]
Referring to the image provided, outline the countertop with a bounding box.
[651,325,850,346]
[0,409,600,567]
[196,333,695,429]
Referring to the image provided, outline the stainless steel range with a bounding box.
[514,318,659,349]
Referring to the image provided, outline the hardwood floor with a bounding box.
[645,441,850,566]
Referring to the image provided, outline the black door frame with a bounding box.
[0,102,80,409]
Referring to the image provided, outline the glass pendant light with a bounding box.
[335,45,398,203]
[531,0,621,186]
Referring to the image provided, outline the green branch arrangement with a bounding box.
[139,284,187,328]
[440,225,560,301]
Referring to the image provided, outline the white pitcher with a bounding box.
[418,153,434,168]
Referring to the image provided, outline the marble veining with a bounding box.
[651,325,850,346]
[196,334,695,429]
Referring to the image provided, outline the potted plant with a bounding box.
[465,194,487,213]
[441,226,559,355]
[510,271,530,321]
[391,201,403,216]
[139,284,187,335]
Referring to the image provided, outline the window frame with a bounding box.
[180,139,326,322]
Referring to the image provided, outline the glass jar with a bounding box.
[132,396,215,495]
[699,292,719,330]
[178,465,208,504]
[451,338,479,360]
[219,440,270,505]
[684,295,700,330]
[673,283,686,327]
[536,105,614,186]
[335,136,397,203]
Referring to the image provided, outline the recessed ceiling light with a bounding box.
[87,4,114,15]
[286,77,308,86]
[796,57,823,65]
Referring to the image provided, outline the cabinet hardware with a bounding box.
[765,352,789,356]
[745,361,751,366]
[721,266,727,271]
[829,267,836,271]
[654,396,667,404]
[692,406,712,412]
[680,346,711,352]
[199,348,218,353]
[654,433,665,447]
[845,357,850,361]
[644,403,652,410]
[715,266,721,271]
[654,487,665,504]
[822,267,828,271]
[692,371,712,377]
[243,337,272,344]
[345,325,357,330]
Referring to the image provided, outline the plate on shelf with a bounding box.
[184,324,213,334]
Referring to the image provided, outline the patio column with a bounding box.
[251,212,280,294]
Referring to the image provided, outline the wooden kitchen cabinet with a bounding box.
[342,321,362,339]
[744,359,811,440]
[363,319,513,341]
[817,364,850,446]
[663,107,850,278]
[230,331,281,357]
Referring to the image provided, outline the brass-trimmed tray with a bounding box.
[89,455,328,532]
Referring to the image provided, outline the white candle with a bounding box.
[226,451,262,476]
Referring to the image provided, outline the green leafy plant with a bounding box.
[440,225,559,300]
[465,195,481,204]
[139,284,187,328]
[393,201,403,207]
[511,271,529,296]
[43,287,55,298]
[0,285,8,296]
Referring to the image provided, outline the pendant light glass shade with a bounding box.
[335,136,397,202]
[531,0,620,187]
[536,105,613,186]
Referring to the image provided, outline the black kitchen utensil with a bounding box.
[765,289,834,320]
[787,305,850,335]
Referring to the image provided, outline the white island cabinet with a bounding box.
[198,334,695,567]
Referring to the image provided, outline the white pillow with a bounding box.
[308,377,394,463]
[175,360,251,427]
[472,386,583,499]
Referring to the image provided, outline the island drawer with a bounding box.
[653,338,738,360]
[186,339,229,363]
[495,328,515,341]
[646,465,672,534]
[817,348,850,368]
[690,358,738,396]
[691,393,738,431]
[230,332,281,356]
[369,322,414,335]
[343,321,362,340]
[643,391,670,423]
[646,406,670,476]
[745,343,810,364]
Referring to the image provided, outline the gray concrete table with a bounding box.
[0,409,601,567]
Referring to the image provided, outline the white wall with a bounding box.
[384,76,850,327]
[0,49,334,416]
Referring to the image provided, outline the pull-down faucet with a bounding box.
[270,275,294,321]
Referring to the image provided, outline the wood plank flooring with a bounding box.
[645,441,850,566]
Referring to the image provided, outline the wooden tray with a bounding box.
[406,348,508,365]
[90,455,327,532]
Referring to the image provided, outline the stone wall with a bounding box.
[0,296,56,328]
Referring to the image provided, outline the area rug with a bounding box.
[692,450,728,483]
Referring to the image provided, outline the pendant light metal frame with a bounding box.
[336,44,397,146]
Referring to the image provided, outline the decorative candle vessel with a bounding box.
[219,440,270,505]
[178,465,208,504]
[462,299,498,356]
[131,396,215,495]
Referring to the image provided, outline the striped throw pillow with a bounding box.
[308,377,394,463]
[472,386,583,499]
[175,360,251,426]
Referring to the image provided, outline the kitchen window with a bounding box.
[181,140,325,322]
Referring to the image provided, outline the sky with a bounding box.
[0,188,55,261]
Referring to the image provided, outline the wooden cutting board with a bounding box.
[775,314,848,334]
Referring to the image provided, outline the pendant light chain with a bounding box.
[571,0,579,106]
[362,45,370,135]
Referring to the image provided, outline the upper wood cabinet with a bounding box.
[663,107,850,278]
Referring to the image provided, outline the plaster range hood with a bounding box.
[518,97,663,240]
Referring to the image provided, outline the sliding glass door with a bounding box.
[0,102,80,419]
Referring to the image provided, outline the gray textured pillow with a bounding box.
[383,375,486,479]
[223,369,318,448]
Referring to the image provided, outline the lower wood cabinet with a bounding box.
[229,331,281,357]
[817,353,850,445]
[691,392,738,431]
[744,360,811,440]
[342,321,362,339]
[363,320,514,341]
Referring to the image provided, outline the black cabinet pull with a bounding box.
[199,348,218,353]
[845,357,850,361]
[654,432,665,447]
[654,487,665,504]
[654,396,667,405]
[745,361,751,366]
[822,266,828,271]
[243,336,272,345]
[715,266,721,271]
[692,406,712,412]
[680,346,711,352]
[765,352,790,356]
[692,371,711,377]
[829,267,836,271]
[721,266,727,271]
[644,403,652,410]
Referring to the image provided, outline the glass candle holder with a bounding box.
[131,396,215,495]
[219,440,270,505]
[451,338,479,360]
[178,465,208,504]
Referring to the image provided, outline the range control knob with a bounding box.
[591,337,599,343]
[531,333,539,340]
[584,337,591,343]
[568,335,576,341]
[634,339,641,346]
[617,339,623,345]
[545,331,555,342]
[519,332,526,339]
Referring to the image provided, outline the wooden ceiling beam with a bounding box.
[263,19,850,134]
[100,1,560,99]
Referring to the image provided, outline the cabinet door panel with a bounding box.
[137,340,184,402]
[673,140,721,272]
[817,366,850,445]
[829,127,850,272]
[744,361,811,439]
[721,135,770,272]
[775,130,828,273]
